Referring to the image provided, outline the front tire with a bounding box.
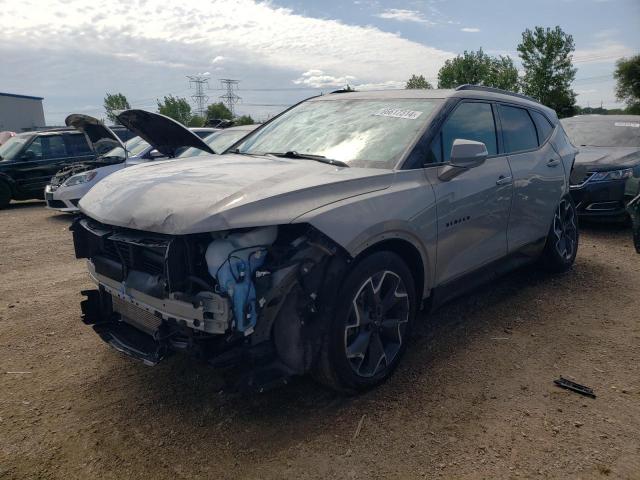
[313,251,417,393]
[541,196,579,272]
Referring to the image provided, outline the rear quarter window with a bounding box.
[530,110,554,144]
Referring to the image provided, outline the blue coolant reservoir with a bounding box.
[205,226,278,334]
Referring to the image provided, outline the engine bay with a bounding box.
[70,216,349,389]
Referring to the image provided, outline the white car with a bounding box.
[45,112,216,212]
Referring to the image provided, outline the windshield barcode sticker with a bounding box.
[614,122,640,128]
[373,108,423,120]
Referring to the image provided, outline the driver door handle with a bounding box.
[547,158,561,167]
[496,175,512,186]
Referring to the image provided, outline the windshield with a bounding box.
[101,136,150,159]
[235,98,442,169]
[561,117,640,148]
[179,129,255,158]
[0,134,32,161]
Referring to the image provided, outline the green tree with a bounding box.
[486,55,520,92]
[103,93,130,124]
[234,115,255,126]
[156,95,192,125]
[437,49,519,92]
[405,74,433,89]
[188,116,205,127]
[206,102,233,122]
[613,55,640,114]
[517,26,577,117]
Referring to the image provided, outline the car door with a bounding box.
[497,104,565,251]
[11,135,47,195]
[424,101,514,285]
[14,134,74,195]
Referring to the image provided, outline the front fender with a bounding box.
[294,170,437,297]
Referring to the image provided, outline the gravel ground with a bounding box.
[1,201,639,479]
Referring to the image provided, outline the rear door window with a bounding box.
[530,110,554,144]
[440,102,498,162]
[44,135,68,159]
[65,134,92,156]
[499,105,539,153]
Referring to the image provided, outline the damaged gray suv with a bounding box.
[72,86,578,393]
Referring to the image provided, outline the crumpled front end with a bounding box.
[71,217,349,391]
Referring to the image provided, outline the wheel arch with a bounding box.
[0,173,16,193]
[351,236,427,303]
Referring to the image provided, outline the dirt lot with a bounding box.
[1,201,639,479]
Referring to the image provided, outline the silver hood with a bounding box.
[65,114,125,155]
[117,109,214,157]
[79,154,393,234]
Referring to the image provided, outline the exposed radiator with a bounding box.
[112,296,163,336]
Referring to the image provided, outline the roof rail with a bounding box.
[330,88,356,94]
[455,84,540,104]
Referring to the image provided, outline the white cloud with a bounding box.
[211,56,225,64]
[460,27,480,33]
[376,9,433,24]
[0,0,452,86]
[294,70,357,88]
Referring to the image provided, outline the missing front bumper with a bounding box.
[81,289,167,366]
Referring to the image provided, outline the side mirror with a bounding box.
[449,139,488,168]
[148,149,164,159]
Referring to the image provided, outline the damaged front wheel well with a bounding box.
[355,239,424,302]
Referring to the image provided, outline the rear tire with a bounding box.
[313,251,417,394]
[0,182,11,209]
[541,196,579,272]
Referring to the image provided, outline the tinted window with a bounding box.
[44,136,68,158]
[441,102,497,162]
[66,134,92,155]
[23,137,43,160]
[500,105,538,152]
[530,110,554,144]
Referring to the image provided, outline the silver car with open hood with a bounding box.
[46,111,215,212]
[72,86,578,393]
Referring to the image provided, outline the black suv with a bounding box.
[0,129,98,208]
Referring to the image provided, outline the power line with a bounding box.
[219,79,241,117]
[187,75,210,118]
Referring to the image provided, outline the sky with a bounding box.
[0,0,638,125]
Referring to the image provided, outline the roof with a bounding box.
[0,92,44,101]
[191,127,219,133]
[311,87,558,122]
[226,124,259,131]
[16,128,79,137]
[561,114,640,123]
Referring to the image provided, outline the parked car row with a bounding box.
[0,113,258,211]
[3,86,638,394]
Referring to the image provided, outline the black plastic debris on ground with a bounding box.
[554,377,596,398]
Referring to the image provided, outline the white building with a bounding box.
[0,92,46,132]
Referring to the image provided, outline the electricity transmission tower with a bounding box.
[187,75,210,118]
[219,79,241,117]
